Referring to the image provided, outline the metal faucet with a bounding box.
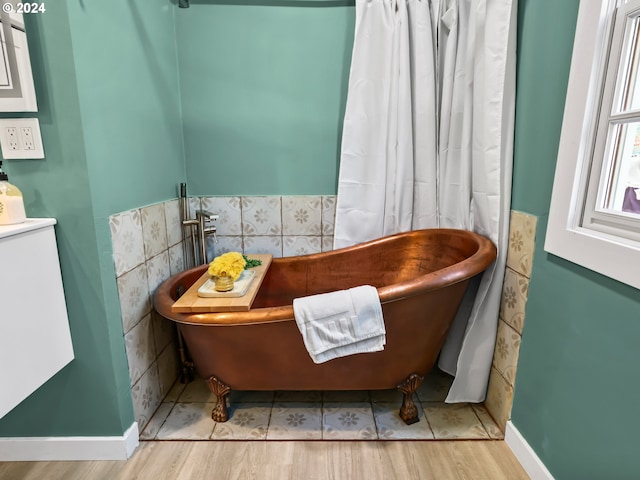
[178,184,219,266]
[196,209,218,264]
[175,184,221,383]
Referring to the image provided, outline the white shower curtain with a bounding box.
[333,0,517,402]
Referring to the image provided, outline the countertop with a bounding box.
[0,218,56,239]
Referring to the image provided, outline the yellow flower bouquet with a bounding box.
[208,251,246,281]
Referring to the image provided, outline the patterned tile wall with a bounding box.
[109,200,186,433]
[199,195,336,258]
[109,195,336,433]
[485,210,537,430]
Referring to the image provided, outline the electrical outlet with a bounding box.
[21,127,34,150]
[0,119,44,159]
[5,128,18,150]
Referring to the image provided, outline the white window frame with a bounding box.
[545,0,640,290]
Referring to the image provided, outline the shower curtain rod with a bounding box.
[178,0,353,7]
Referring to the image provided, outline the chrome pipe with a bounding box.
[179,183,193,269]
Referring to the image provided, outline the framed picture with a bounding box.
[0,10,37,112]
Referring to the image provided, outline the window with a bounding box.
[546,0,640,289]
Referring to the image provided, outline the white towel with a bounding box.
[292,285,386,364]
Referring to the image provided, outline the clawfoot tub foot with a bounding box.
[207,376,231,422]
[397,373,424,425]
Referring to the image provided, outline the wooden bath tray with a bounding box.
[171,254,272,313]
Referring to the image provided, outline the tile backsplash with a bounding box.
[110,199,185,432]
[200,195,336,259]
[485,210,537,431]
[109,195,336,433]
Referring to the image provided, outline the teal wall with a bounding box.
[3,5,638,473]
[175,1,355,196]
[512,1,640,478]
[0,0,352,439]
[0,0,184,436]
[68,0,186,216]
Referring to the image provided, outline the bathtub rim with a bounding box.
[153,228,496,327]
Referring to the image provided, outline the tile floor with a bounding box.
[140,368,504,441]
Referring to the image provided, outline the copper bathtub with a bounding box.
[153,229,496,425]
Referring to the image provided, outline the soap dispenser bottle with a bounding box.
[0,160,26,225]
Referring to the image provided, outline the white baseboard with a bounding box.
[505,421,554,480]
[0,421,139,461]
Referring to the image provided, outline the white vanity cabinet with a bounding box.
[0,218,74,418]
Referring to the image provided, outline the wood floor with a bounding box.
[0,440,529,480]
